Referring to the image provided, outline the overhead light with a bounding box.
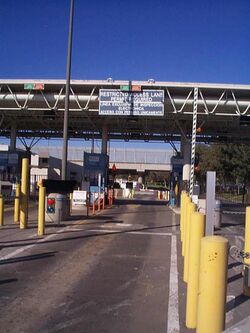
[148,79,155,83]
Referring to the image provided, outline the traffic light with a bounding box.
[47,197,55,214]
[194,156,200,173]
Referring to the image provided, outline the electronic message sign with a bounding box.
[99,89,164,116]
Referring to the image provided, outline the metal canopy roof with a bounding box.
[0,79,250,143]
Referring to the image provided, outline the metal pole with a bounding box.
[62,0,74,180]
[189,87,198,196]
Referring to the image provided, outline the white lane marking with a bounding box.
[223,211,245,215]
[87,229,172,236]
[130,231,172,236]
[167,235,180,333]
[172,213,176,232]
[0,233,57,261]
[0,245,35,261]
[100,223,133,228]
[0,221,84,261]
[226,295,235,325]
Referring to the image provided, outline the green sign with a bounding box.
[24,83,35,90]
[24,83,44,90]
[120,85,130,91]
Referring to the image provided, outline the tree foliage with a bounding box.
[195,143,250,185]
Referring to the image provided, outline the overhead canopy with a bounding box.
[0,79,250,143]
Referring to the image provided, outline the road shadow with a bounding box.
[0,224,176,249]
[116,199,167,206]
[0,251,57,265]
[227,273,243,284]
[228,262,242,269]
[0,278,18,285]
[226,293,250,312]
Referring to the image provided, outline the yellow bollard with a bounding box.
[243,206,250,296]
[20,158,29,229]
[38,186,46,236]
[166,190,170,201]
[69,193,73,214]
[180,191,187,243]
[186,212,205,328]
[196,236,228,333]
[14,183,20,223]
[182,196,191,257]
[0,196,4,226]
[183,201,196,283]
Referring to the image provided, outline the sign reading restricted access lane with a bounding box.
[99,89,164,116]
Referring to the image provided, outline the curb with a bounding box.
[169,206,181,215]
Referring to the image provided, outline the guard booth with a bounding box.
[42,179,77,223]
[0,149,30,196]
[83,152,109,204]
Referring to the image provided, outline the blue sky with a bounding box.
[0,0,249,150]
[1,0,249,84]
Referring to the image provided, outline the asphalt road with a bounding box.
[0,193,179,333]
[0,194,249,333]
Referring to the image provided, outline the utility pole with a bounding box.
[62,0,74,180]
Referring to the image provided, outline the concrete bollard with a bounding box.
[196,236,228,333]
[0,196,4,226]
[243,206,250,296]
[184,201,196,283]
[14,183,21,223]
[186,212,205,328]
[20,158,29,229]
[38,186,46,236]
[182,196,191,257]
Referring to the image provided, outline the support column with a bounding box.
[10,123,17,151]
[181,135,191,183]
[101,126,108,155]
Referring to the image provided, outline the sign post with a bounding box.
[206,171,216,235]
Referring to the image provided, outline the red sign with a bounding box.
[132,85,141,92]
[34,83,45,90]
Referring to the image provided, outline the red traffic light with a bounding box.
[194,165,200,172]
[47,198,55,205]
